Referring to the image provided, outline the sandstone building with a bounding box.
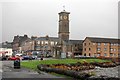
[82,37,119,58]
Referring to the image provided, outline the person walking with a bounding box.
[40,54,44,60]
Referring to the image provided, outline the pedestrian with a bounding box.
[40,54,43,60]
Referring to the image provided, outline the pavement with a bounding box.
[1,61,65,79]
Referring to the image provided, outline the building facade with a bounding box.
[34,35,59,57]
[12,35,30,53]
[82,37,120,58]
[62,40,83,58]
[21,38,35,54]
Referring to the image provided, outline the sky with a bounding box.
[0,0,119,42]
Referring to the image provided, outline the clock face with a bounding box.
[63,16,67,19]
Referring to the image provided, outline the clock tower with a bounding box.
[58,10,70,40]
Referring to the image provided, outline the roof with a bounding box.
[13,35,29,43]
[85,37,119,43]
[59,10,70,14]
[35,37,59,41]
[64,40,83,45]
[20,38,32,46]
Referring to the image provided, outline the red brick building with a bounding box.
[82,37,120,58]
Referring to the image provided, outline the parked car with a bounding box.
[8,56,20,60]
[22,56,36,60]
[1,56,7,60]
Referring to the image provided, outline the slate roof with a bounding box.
[13,35,30,44]
[64,40,83,45]
[35,37,59,41]
[20,38,32,46]
[86,37,119,43]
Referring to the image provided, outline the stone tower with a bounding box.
[58,10,70,40]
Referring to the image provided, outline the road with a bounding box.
[1,61,67,79]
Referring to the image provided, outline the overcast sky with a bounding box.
[0,0,119,42]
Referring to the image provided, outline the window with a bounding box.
[97,48,101,51]
[114,43,118,46]
[89,53,91,56]
[41,41,44,45]
[98,43,101,46]
[97,53,100,57]
[114,54,116,57]
[110,48,113,51]
[111,43,113,46]
[89,48,91,51]
[110,53,113,57]
[104,48,107,51]
[37,41,40,44]
[115,43,118,46]
[84,48,86,51]
[104,43,107,46]
[89,43,90,45]
[75,44,77,47]
[114,49,116,51]
[55,42,57,45]
[44,45,48,49]
[84,53,86,56]
[45,41,48,44]
[84,43,86,46]
[93,43,95,45]
[104,53,107,56]
[51,41,54,46]
[94,53,97,57]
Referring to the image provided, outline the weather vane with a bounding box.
[63,5,65,11]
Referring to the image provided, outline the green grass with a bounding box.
[21,59,111,70]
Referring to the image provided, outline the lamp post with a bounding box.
[44,44,48,57]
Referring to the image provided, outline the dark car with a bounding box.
[1,56,7,60]
[1,55,9,61]
[22,56,35,60]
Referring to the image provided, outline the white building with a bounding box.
[0,48,12,57]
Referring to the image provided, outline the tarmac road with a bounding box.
[1,61,65,79]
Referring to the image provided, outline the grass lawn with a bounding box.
[21,59,111,70]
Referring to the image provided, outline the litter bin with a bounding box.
[14,59,20,69]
